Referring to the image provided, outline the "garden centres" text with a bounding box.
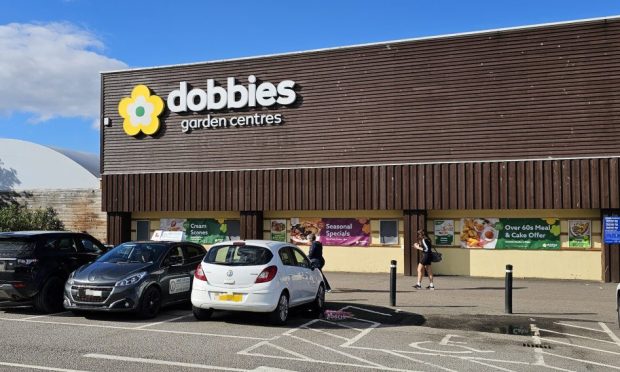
[169,75,296,133]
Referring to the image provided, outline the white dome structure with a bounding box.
[0,138,99,191]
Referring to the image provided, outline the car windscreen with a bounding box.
[204,245,273,266]
[96,243,168,264]
[0,238,36,258]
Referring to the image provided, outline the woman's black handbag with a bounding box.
[431,248,443,263]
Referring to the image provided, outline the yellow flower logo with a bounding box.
[118,85,164,136]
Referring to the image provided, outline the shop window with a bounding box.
[380,220,398,244]
[136,220,150,241]
[226,220,241,240]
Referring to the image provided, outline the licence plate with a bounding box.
[217,293,242,302]
[85,289,103,297]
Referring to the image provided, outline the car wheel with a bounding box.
[33,276,64,313]
[269,292,289,325]
[192,306,213,321]
[311,285,325,317]
[137,286,161,319]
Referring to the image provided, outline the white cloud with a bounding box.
[0,22,127,123]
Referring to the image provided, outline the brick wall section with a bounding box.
[4,189,107,243]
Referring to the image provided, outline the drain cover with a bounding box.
[523,343,551,349]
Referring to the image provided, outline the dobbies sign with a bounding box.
[117,75,297,136]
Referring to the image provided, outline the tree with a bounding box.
[0,204,65,232]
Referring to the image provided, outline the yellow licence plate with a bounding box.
[217,294,243,302]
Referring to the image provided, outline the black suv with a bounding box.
[0,231,106,313]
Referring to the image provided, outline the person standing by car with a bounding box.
[413,229,435,290]
[307,234,331,292]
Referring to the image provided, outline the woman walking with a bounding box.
[413,229,435,290]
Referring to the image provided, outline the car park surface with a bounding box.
[1,274,619,371]
[0,231,106,313]
[192,240,325,324]
[64,240,206,318]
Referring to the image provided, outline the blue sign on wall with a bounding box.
[604,217,620,244]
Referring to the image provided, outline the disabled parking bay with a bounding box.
[1,300,620,372]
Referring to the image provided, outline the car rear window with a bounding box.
[0,238,36,258]
[204,245,273,266]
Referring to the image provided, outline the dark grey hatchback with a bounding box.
[64,241,205,318]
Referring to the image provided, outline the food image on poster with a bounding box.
[460,218,561,249]
[271,219,287,242]
[289,218,323,245]
[460,218,499,249]
[434,220,454,246]
[160,219,187,232]
[289,218,370,246]
[568,220,591,248]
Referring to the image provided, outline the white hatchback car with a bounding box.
[191,240,326,324]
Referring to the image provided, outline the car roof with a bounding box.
[0,231,82,237]
[209,240,294,252]
[119,240,203,246]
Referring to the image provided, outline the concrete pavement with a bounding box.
[324,272,618,324]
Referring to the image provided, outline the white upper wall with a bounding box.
[0,139,99,191]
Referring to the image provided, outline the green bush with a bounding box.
[0,204,65,232]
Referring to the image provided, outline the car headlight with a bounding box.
[67,271,75,286]
[115,272,147,287]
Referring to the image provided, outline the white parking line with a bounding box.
[540,350,620,370]
[0,361,89,372]
[302,325,351,341]
[384,350,459,372]
[84,354,246,371]
[287,333,387,369]
[343,305,392,317]
[539,328,617,344]
[238,340,313,361]
[554,322,607,333]
[540,337,620,355]
[19,311,71,320]
[599,322,620,348]
[133,314,194,329]
[465,359,517,372]
[0,316,273,341]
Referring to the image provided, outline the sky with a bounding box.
[0,0,619,156]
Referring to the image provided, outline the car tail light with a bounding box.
[12,282,26,289]
[194,263,208,282]
[255,266,277,284]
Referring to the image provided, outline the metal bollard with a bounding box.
[505,264,513,314]
[390,260,397,307]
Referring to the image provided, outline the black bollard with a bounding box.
[505,264,513,314]
[390,260,397,307]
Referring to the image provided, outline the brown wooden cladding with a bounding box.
[107,212,131,246]
[404,210,426,276]
[102,19,620,174]
[102,158,620,212]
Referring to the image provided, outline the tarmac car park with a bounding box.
[1,274,620,372]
